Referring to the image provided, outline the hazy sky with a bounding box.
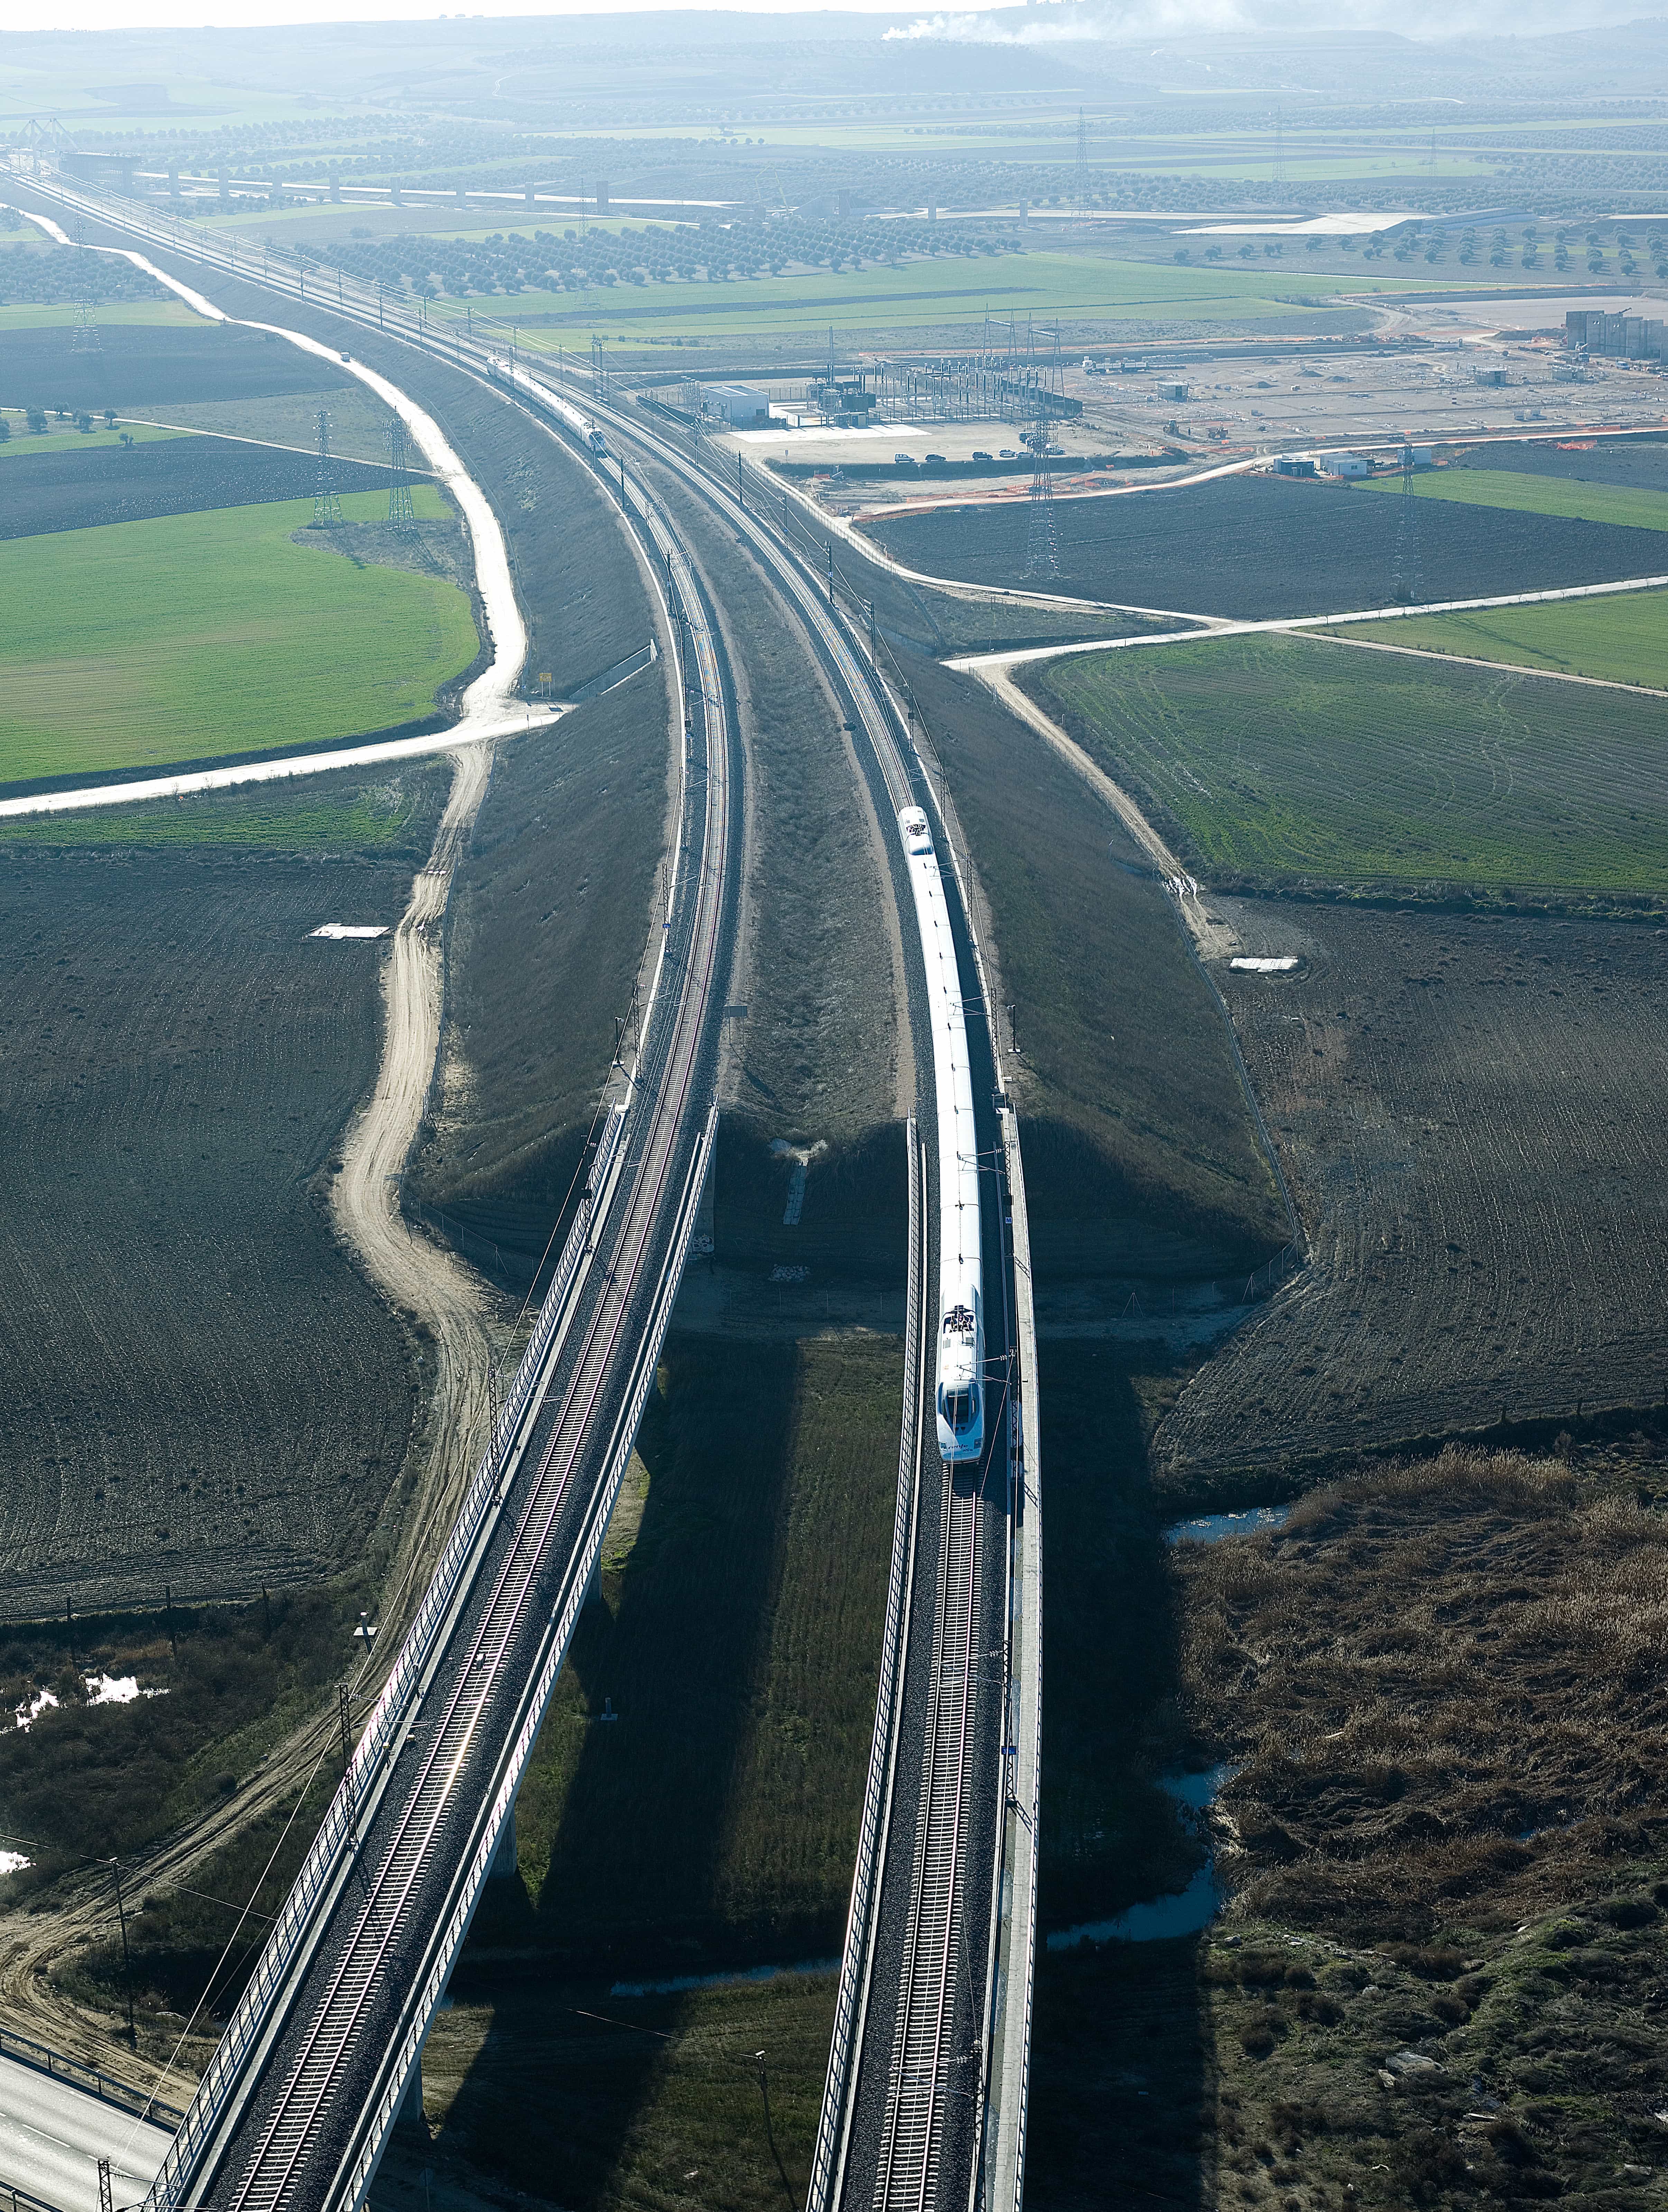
[6,0,1631,39]
[14,0,945,27]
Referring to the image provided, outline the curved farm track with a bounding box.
[331,740,502,1596]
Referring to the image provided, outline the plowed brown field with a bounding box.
[0,835,432,1615]
[1156,905,1668,1492]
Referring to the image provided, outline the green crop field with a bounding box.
[1327,587,1668,690]
[0,483,475,785]
[433,252,1436,346]
[0,299,203,331]
[1364,466,1668,533]
[1027,632,1668,899]
[0,763,454,851]
[0,414,185,458]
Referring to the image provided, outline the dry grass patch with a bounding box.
[1178,1446,1668,1941]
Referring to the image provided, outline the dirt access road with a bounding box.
[332,740,503,1598]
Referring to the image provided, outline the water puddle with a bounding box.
[1166,1504,1290,1546]
[769,1137,826,1227]
[610,1957,838,1999]
[1047,1765,1237,1951]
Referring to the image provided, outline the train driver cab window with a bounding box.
[942,1389,976,1434]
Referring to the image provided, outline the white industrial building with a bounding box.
[702,382,772,427]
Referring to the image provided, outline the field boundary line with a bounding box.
[961,661,1301,1247]
[0,718,555,822]
[947,570,1668,681]
[114,413,438,473]
[1307,627,1668,698]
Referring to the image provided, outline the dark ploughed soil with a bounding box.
[1158,904,1668,1492]
[1454,432,1668,489]
[863,473,1668,619]
[0,321,354,411]
[0,432,392,539]
[0,829,432,1614]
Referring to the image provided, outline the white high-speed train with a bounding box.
[898,807,984,1466]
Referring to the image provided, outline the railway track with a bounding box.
[873,1475,982,2212]
[2,168,1040,2212]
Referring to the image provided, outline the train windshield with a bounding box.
[942,1389,977,1434]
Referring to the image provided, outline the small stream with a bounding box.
[1166,1504,1291,1546]
[1050,1503,1288,1950]
[1047,1767,1236,1950]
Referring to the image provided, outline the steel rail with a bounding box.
[330,1105,719,2212]
[871,1477,982,2212]
[520,372,1025,2212]
[806,1119,927,2212]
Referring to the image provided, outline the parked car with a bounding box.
[972,450,993,462]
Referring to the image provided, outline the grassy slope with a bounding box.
[0,484,474,784]
[1333,586,1668,690]
[0,772,451,852]
[0,1593,360,1886]
[409,670,669,1277]
[118,389,403,468]
[0,301,202,330]
[474,1331,899,1973]
[1366,464,1668,532]
[1027,632,1668,899]
[667,477,899,1147]
[901,651,1284,1274]
[396,1971,835,2212]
